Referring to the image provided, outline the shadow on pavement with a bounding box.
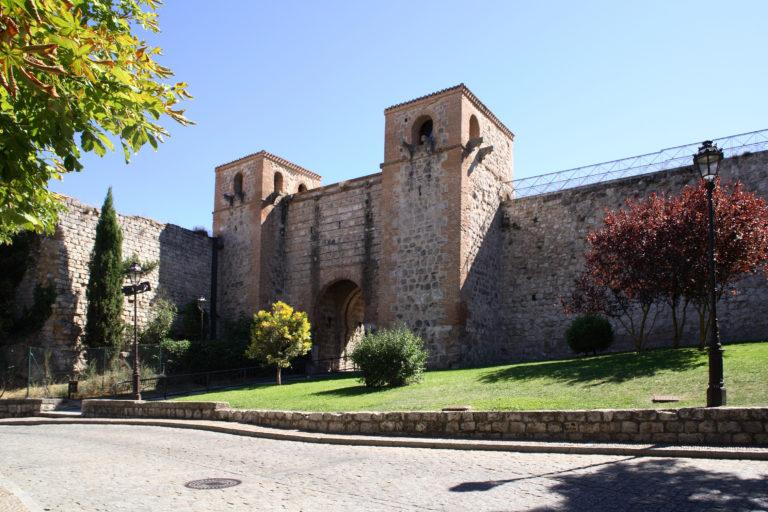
[450,457,768,511]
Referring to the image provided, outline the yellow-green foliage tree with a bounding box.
[0,0,192,243]
[246,301,311,385]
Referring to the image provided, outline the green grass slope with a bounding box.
[177,342,768,412]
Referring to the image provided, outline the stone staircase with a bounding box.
[38,398,81,418]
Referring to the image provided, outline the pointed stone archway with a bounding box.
[313,279,365,371]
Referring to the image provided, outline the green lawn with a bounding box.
[176,342,768,412]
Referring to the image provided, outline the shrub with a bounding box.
[175,300,208,341]
[350,326,427,388]
[159,338,191,373]
[140,296,176,345]
[177,316,252,373]
[565,314,614,355]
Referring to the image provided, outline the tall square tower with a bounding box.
[379,84,514,366]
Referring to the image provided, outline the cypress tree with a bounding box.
[84,188,124,348]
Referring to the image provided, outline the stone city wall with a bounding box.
[278,173,383,323]
[496,150,768,362]
[14,196,213,349]
[458,95,514,365]
[78,400,768,446]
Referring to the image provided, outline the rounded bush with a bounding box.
[565,314,614,355]
[350,326,428,388]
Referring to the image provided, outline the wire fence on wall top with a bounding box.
[510,129,768,198]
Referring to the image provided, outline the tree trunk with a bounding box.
[671,301,680,348]
[275,366,282,385]
[696,304,709,349]
[670,298,689,349]
[635,305,650,352]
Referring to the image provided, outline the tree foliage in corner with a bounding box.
[0,0,192,244]
[84,188,123,348]
[246,301,311,385]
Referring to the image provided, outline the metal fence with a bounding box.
[0,344,163,399]
[510,129,768,198]
[113,356,358,399]
[0,342,358,399]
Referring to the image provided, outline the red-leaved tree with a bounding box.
[674,180,768,346]
[565,179,768,351]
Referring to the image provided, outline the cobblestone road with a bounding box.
[0,424,766,511]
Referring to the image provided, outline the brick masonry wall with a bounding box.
[14,196,213,349]
[77,400,768,446]
[497,151,768,362]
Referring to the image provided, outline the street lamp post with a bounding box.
[127,262,142,401]
[693,140,726,407]
[197,296,207,341]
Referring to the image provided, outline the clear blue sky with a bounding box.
[49,0,768,230]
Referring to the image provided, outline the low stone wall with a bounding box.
[81,399,228,420]
[217,407,768,446]
[79,400,768,446]
[0,399,43,418]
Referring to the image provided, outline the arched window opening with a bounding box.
[412,116,434,145]
[469,115,480,140]
[298,183,308,193]
[274,172,284,194]
[233,172,244,199]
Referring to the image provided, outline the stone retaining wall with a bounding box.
[81,399,228,420]
[0,399,43,418]
[79,400,768,446]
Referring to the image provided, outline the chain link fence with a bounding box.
[0,344,357,399]
[0,344,162,398]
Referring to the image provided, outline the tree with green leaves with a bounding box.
[0,0,192,244]
[246,301,311,385]
[84,188,123,348]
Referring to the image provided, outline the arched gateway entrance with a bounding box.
[313,280,364,371]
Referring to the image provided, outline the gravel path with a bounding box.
[0,424,766,511]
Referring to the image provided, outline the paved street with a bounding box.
[0,424,766,512]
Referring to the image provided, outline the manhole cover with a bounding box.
[185,478,242,490]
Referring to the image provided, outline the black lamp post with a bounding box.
[127,262,143,401]
[196,296,207,341]
[693,140,726,407]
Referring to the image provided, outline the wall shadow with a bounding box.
[157,225,212,307]
[479,347,705,385]
[459,206,507,365]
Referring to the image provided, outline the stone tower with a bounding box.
[378,84,514,366]
[212,151,321,321]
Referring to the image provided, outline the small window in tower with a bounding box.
[297,183,308,193]
[418,119,433,144]
[274,172,284,194]
[469,115,480,140]
[412,115,434,145]
[233,172,244,199]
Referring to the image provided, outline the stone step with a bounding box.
[38,411,82,418]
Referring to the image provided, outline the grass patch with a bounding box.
[176,341,768,412]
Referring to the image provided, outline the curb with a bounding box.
[2,417,767,461]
